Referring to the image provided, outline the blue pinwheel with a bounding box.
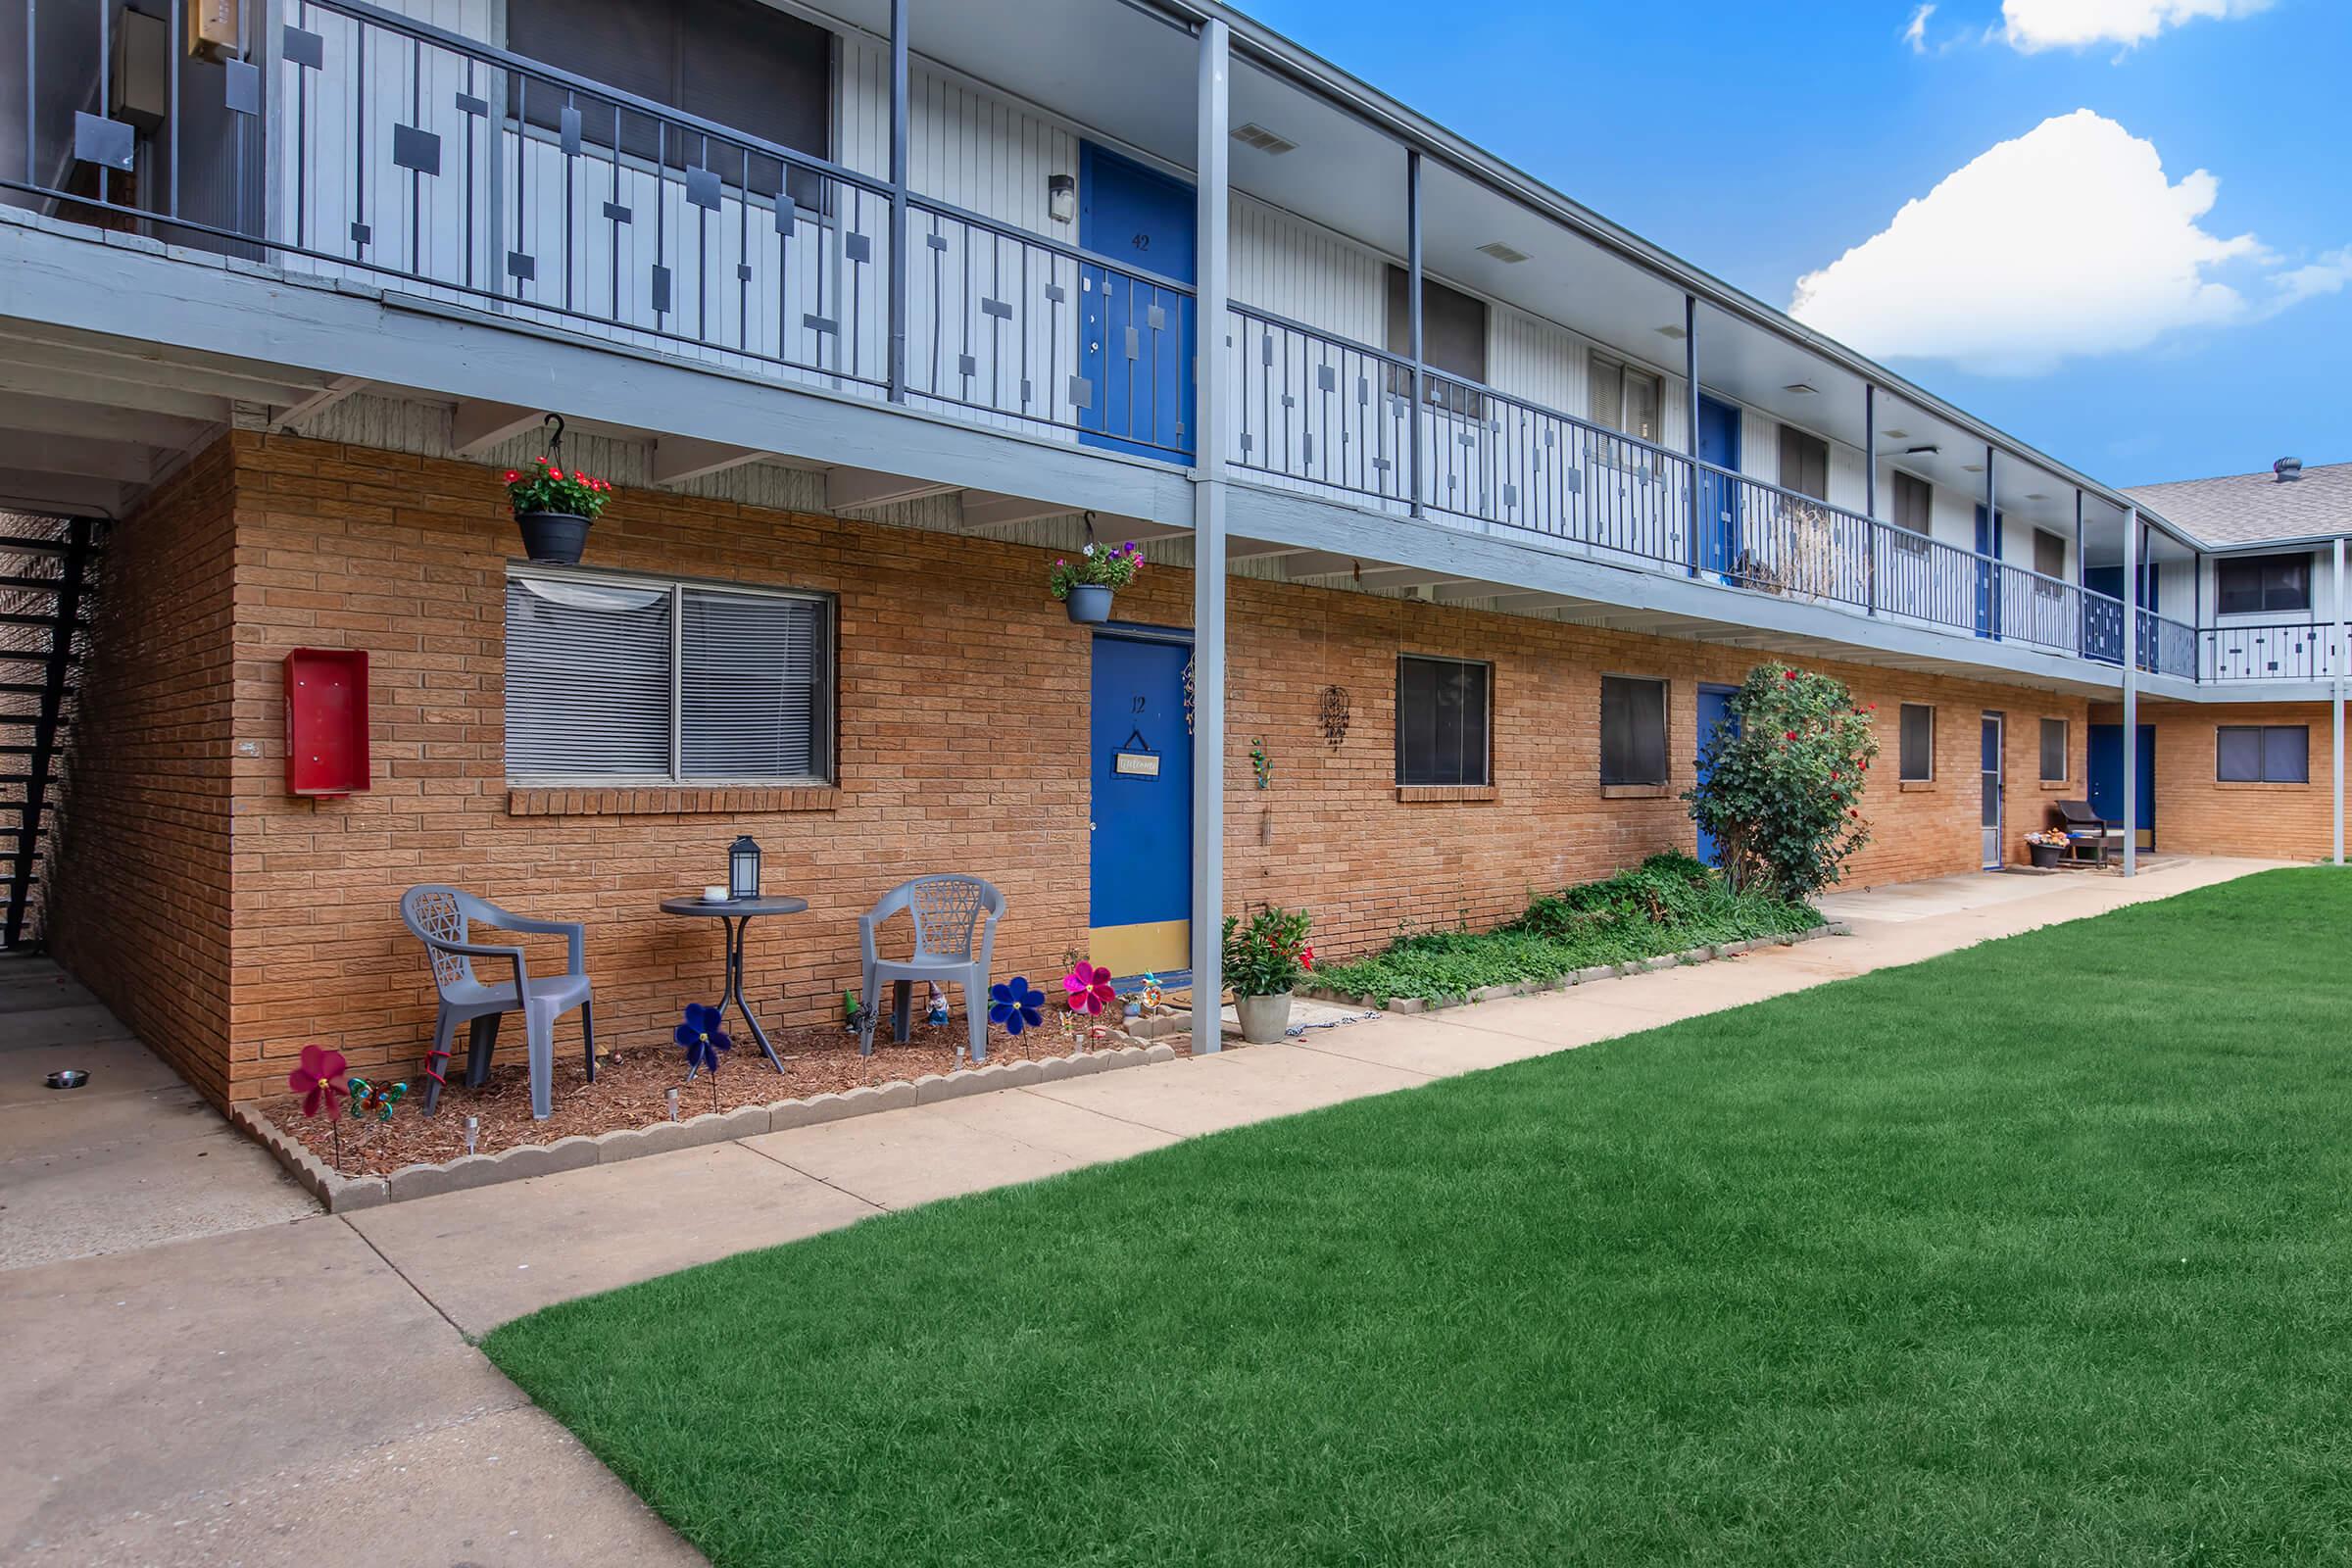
[987,976,1046,1036]
[675,1002,733,1080]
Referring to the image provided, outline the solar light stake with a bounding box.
[464,1115,479,1156]
[666,1088,680,1123]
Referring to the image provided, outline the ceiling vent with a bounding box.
[1475,240,1531,264]
[1230,122,1298,155]
[2276,456,2304,481]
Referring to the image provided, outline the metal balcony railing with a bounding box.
[2202,621,2337,682]
[3,1,2320,691]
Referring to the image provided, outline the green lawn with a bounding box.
[486,869,2352,1566]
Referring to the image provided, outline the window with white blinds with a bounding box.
[505,570,833,783]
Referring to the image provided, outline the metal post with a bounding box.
[886,0,909,404]
[2122,506,2138,878]
[1683,293,1698,576]
[2335,537,2345,865]
[1190,16,1231,1042]
[2075,488,2086,659]
[1405,148,1424,518]
[1863,382,1877,613]
[1984,444,1998,640]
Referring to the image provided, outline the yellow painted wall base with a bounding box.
[1090,918,1189,978]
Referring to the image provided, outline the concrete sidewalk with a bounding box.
[1,856,2287,1565]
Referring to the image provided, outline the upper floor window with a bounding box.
[2215,553,2311,616]
[1590,353,1663,446]
[505,568,835,784]
[508,0,832,205]
[1778,426,1829,503]
[1599,676,1669,787]
[1396,655,1491,787]
[1385,269,1489,416]
[1891,469,1933,535]
[2033,529,2066,581]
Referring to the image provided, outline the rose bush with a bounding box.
[1682,662,1880,901]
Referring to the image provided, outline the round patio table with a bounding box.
[660,895,808,1073]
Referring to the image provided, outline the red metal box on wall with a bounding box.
[284,648,369,797]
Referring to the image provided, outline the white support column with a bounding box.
[2122,507,2138,878]
[1190,17,1231,1043]
[2334,537,2345,865]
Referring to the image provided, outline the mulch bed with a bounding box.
[259,1011,1197,1178]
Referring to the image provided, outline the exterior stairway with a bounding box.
[0,514,100,949]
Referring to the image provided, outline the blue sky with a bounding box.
[1243,0,2351,486]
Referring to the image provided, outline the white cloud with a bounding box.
[1904,3,1936,51]
[2000,0,2270,52]
[1786,110,2341,374]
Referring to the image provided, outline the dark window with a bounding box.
[1396,656,1491,786]
[1599,676,1669,786]
[2034,529,2066,580]
[507,0,831,205]
[1589,354,1664,445]
[1385,268,1488,415]
[1778,425,1830,502]
[1899,703,1934,782]
[1891,469,1933,534]
[2039,717,2067,782]
[2215,553,2312,615]
[2218,724,2308,783]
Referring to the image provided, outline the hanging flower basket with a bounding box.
[1049,539,1143,624]
[504,416,612,564]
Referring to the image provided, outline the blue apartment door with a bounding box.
[1975,506,2003,638]
[2088,723,2156,851]
[1694,684,1739,866]
[1089,633,1194,978]
[1078,143,1196,462]
[1694,396,1741,581]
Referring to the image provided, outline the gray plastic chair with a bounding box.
[400,884,594,1121]
[858,875,1004,1063]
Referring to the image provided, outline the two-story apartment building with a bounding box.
[0,0,2341,1108]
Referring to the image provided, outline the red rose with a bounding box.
[1785,731,1797,741]
[504,469,518,481]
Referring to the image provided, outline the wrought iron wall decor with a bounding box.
[1319,685,1351,749]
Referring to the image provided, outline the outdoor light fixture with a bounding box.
[1783,382,1819,396]
[1048,172,1075,224]
[1906,444,1941,456]
[729,835,762,902]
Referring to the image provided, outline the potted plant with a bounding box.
[1049,539,1144,624]
[2026,828,2070,868]
[1222,905,1314,1045]
[505,455,613,564]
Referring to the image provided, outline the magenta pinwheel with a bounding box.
[287,1044,348,1120]
[988,977,1046,1036]
[1062,961,1116,1017]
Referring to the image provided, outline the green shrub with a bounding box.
[1315,854,1815,1004]
[1682,662,1879,901]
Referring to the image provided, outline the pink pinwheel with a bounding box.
[1062,961,1116,1017]
[288,1044,348,1121]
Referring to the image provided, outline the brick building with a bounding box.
[0,0,2342,1112]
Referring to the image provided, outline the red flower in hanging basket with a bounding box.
[287,1044,348,1121]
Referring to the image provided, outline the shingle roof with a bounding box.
[2126,462,2352,547]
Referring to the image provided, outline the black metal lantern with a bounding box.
[728,835,761,902]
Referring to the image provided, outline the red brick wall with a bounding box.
[47,442,240,1101]
[2093,699,2336,860]
[62,432,2100,1103]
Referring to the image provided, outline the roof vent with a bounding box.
[1230,122,1297,155]
[1475,240,1531,265]
[2276,456,2304,482]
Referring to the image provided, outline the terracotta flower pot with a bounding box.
[1065,584,1114,624]
[1234,991,1293,1045]
[515,511,591,564]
